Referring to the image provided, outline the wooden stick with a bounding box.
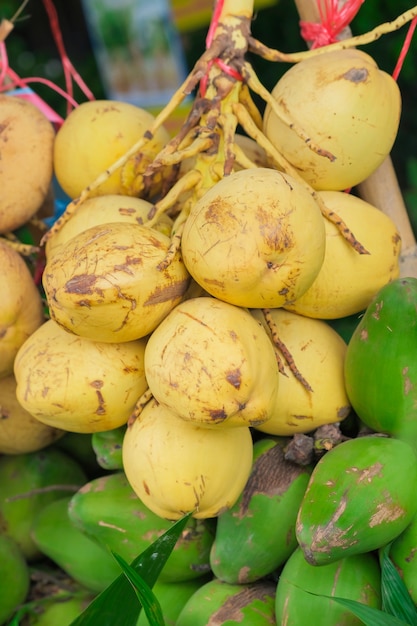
[293,0,417,276]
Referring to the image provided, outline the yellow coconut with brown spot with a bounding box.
[53,100,171,199]
[0,241,44,379]
[122,398,253,520]
[0,374,64,454]
[181,168,326,308]
[0,94,55,234]
[45,194,172,259]
[14,319,148,433]
[42,221,190,343]
[263,48,401,191]
[251,308,350,436]
[284,190,401,319]
[144,296,280,428]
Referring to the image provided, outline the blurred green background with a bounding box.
[2,0,417,234]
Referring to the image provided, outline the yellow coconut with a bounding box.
[263,48,401,191]
[0,241,44,379]
[181,168,326,308]
[144,296,280,428]
[53,100,171,199]
[251,309,351,436]
[122,398,253,520]
[284,191,401,319]
[14,319,148,433]
[42,221,190,343]
[0,95,55,234]
[0,374,64,454]
[45,194,173,259]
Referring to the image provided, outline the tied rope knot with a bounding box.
[299,0,417,81]
[299,0,365,48]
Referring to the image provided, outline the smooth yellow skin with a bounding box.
[144,296,280,427]
[0,374,64,454]
[263,48,401,191]
[14,319,148,433]
[45,194,173,259]
[181,168,326,308]
[43,221,190,343]
[252,309,351,436]
[0,241,44,379]
[122,398,254,520]
[285,191,401,319]
[53,99,171,199]
[0,95,55,233]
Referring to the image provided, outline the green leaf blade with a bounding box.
[379,544,417,626]
[69,512,192,626]
[112,551,166,626]
[328,596,411,626]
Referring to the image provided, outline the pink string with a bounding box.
[0,41,67,125]
[300,0,416,81]
[392,15,417,81]
[0,0,95,125]
[300,0,365,49]
[42,0,95,115]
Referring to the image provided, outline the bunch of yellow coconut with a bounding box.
[1,0,410,524]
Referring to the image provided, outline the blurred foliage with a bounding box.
[2,0,417,231]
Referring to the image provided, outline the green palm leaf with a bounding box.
[69,512,192,626]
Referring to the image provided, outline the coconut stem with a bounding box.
[262,308,313,393]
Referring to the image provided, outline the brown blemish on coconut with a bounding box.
[372,301,383,320]
[346,462,383,484]
[403,366,413,395]
[209,408,227,421]
[342,67,369,83]
[0,407,10,419]
[226,368,241,389]
[299,490,358,563]
[204,198,238,232]
[210,582,276,623]
[369,498,406,528]
[0,120,11,137]
[77,300,92,308]
[65,274,104,296]
[114,256,143,274]
[204,278,225,288]
[90,379,106,415]
[144,279,189,305]
[405,548,417,563]
[360,328,368,341]
[237,444,305,517]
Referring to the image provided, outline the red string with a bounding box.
[300,0,365,48]
[0,41,67,124]
[0,0,95,125]
[41,0,94,115]
[392,15,417,81]
[199,0,244,97]
[300,0,416,81]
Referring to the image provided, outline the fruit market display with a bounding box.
[2,0,417,624]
